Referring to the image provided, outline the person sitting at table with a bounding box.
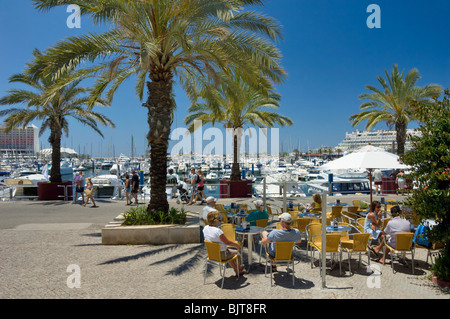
[245,199,269,226]
[364,201,385,256]
[377,205,411,263]
[303,193,321,211]
[261,213,302,272]
[203,211,245,276]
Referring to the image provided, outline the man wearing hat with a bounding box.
[262,213,301,271]
[202,196,223,222]
[245,199,269,226]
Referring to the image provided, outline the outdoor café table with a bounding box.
[328,203,348,206]
[234,226,265,273]
[298,212,321,219]
[230,212,247,226]
[326,225,352,233]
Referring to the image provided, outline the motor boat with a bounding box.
[89,174,124,199]
[3,174,48,199]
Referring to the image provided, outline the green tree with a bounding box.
[0,53,115,183]
[184,75,292,180]
[401,90,450,282]
[30,0,286,213]
[349,64,442,155]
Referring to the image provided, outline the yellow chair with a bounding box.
[204,240,240,289]
[306,223,322,265]
[327,205,343,219]
[215,203,224,210]
[239,203,249,213]
[310,233,342,275]
[383,232,415,274]
[217,207,229,223]
[342,211,359,225]
[352,200,366,213]
[220,223,242,247]
[275,222,282,229]
[356,217,366,233]
[256,218,269,228]
[266,205,278,222]
[294,217,311,241]
[264,241,295,287]
[382,218,391,230]
[347,206,359,214]
[289,211,299,220]
[341,233,371,274]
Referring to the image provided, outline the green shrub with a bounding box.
[122,206,187,226]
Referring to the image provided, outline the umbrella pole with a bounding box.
[321,192,327,288]
[369,168,373,203]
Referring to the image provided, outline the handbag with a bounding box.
[84,188,93,196]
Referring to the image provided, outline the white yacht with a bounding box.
[3,173,48,199]
[90,174,124,199]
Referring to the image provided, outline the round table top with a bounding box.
[235,226,265,234]
[298,213,321,218]
[326,225,352,232]
[328,203,348,206]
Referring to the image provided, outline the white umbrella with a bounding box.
[319,144,410,202]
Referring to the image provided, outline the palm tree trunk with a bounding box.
[396,121,407,155]
[230,133,241,181]
[49,128,62,183]
[145,70,173,214]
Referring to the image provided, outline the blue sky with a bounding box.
[1,0,449,157]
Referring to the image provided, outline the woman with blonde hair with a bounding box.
[202,211,245,276]
[83,177,97,207]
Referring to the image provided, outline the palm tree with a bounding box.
[0,53,115,183]
[349,64,442,155]
[30,0,286,213]
[184,74,292,180]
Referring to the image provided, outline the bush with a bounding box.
[401,89,450,282]
[122,206,187,226]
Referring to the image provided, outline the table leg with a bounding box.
[247,234,253,273]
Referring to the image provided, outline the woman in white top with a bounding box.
[203,211,244,276]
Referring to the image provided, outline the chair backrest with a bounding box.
[204,240,222,262]
[326,234,341,252]
[347,206,359,214]
[256,219,269,228]
[395,232,414,251]
[296,217,311,232]
[352,200,361,208]
[215,203,224,210]
[310,218,321,224]
[276,222,282,229]
[240,204,248,212]
[331,205,343,218]
[217,207,228,223]
[306,223,322,244]
[274,241,294,261]
[338,222,351,241]
[289,211,298,220]
[356,218,365,233]
[352,233,370,252]
[266,205,273,215]
[221,223,237,241]
[382,218,391,229]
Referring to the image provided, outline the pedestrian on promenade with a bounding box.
[131,170,140,204]
[124,173,132,205]
[83,177,97,207]
[73,171,85,204]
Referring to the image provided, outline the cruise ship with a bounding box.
[336,129,420,153]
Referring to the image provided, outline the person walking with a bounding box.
[124,173,132,205]
[83,177,97,207]
[197,169,206,203]
[73,171,85,204]
[131,170,140,204]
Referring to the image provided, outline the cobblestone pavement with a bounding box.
[0,195,448,300]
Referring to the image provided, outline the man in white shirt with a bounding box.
[379,206,411,263]
[202,196,223,221]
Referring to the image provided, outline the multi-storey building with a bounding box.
[0,124,39,156]
[336,129,420,153]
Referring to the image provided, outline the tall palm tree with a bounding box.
[184,74,292,180]
[0,53,115,183]
[349,64,442,155]
[30,0,286,213]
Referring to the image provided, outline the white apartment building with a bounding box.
[336,129,420,153]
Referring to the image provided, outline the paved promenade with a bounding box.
[0,194,448,302]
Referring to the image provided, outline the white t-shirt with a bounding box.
[203,206,218,220]
[203,225,227,251]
